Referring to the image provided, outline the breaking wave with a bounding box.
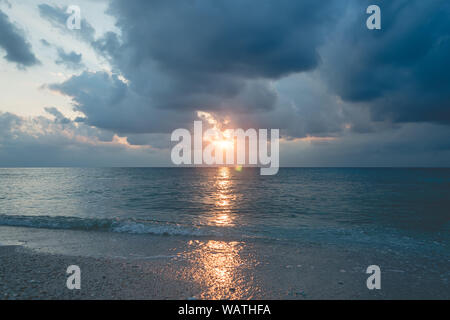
[0,214,211,237]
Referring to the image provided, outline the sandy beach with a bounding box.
[1,226,448,300]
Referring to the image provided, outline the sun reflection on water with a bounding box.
[178,167,258,299]
[182,239,257,299]
[209,167,236,227]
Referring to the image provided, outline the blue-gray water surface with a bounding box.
[0,168,449,255]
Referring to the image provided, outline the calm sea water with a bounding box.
[0,168,449,254]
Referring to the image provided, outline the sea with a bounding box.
[0,167,448,255]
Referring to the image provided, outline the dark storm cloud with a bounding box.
[0,10,39,68]
[55,48,84,70]
[322,0,450,124]
[50,0,345,134]
[49,71,197,134]
[38,3,96,43]
[106,0,340,78]
[50,0,450,144]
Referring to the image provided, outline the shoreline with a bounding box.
[0,226,448,300]
[0,245,200,300]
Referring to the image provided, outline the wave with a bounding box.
[0,214,210,237]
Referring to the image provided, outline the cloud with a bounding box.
[105,0,342,78]
[0,0,11,9]
[49,71,196,134]
[55,48,84,70]
[40,38,50,46]
[38,3,96,43]
[321,0,450,124]
[2,109,449,167]
[37,0,450,167]
[281,122,450,167]
[0,110,169,167]
[47,0,345,135]
[0,9,39,68]
[44,106,71,124]
[0,112,22,140]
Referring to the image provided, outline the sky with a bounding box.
[0,0,449,167]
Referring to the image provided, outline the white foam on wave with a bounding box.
[111,220,207,236]
[0,214,210,237]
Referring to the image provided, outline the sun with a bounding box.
[197,111,234,153]
[214,139,233,150]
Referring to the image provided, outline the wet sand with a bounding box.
[0,227,448,300]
